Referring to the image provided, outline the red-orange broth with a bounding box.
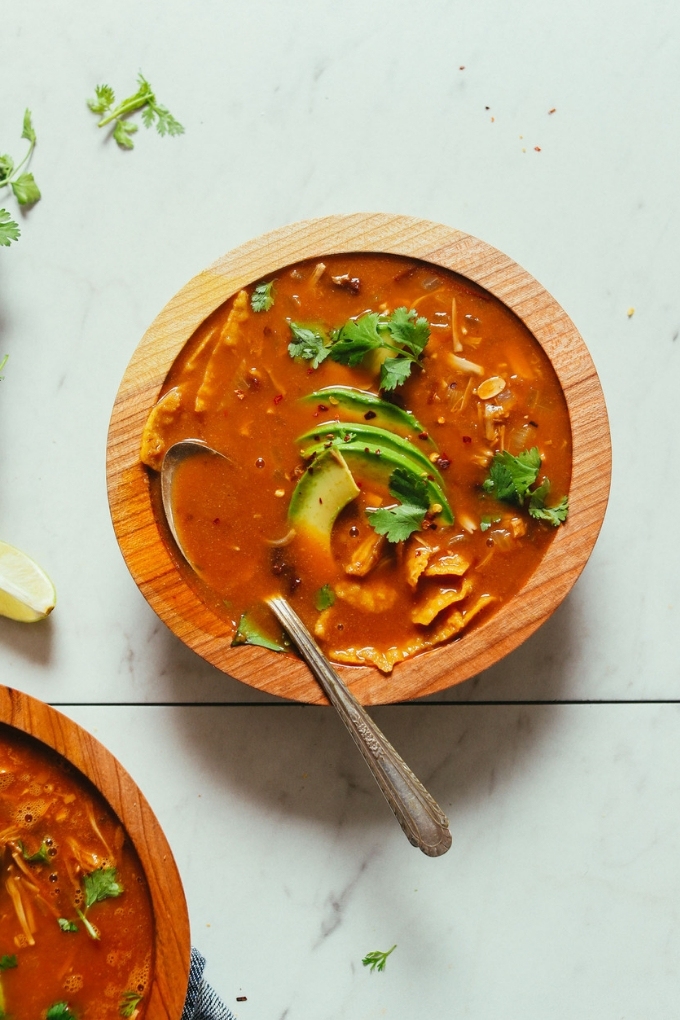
[142,253,572,673]
[0,726,154,1020]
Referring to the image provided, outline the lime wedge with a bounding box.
[0,540,56,622]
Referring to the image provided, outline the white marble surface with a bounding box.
[2,0,680,1015]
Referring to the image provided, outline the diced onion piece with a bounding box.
[477,376,506,400]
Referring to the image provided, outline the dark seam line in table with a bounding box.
[47,699,680,707]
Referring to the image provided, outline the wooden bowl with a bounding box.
[0,685,190,1017]
[106,214,611,706]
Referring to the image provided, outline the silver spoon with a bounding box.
[161,439,452,857]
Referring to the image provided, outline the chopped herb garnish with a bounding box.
[482,448,568,526]
[362,944,396,972]
[480,515,501,532]
[251,281,275,312]
[18,837,50,863]
[528,479,569,526]
[366,467,430,543]
[83,867,124,909]
[315,584,335,611]
[288,322,331,369]
[46,1004,77,1020]
[88,73,184,150]
[0,955,17,971]
[0,110,41,246]
[58,918,79,933]
[482,448,541,503]
[119,992,143,1018]
[288,308,430,391]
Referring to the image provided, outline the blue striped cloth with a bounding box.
[182,947,236,1020]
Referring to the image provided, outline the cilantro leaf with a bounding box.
[288,322,331,369]
[83,867,124,909]
[18,838,50,863]
[0,156,14,186]
[251,282,275,312]
[329,312,384,366]
[380,356,413,391]
[232,613,288,652]
[46,1003,77,1020]
[11,172,40,206]
[366,504,427,543]
[483,447,541,504]
[87,84,115,115]
[0,209,20,247]
[58,918,79,933]
[385,307,430,354]
[21,109,36,145]
[480,515,501,532]
[388,466,429,509]
[0,955,17,971]
[528,478,569,525]
[362,944,396,972]
[152,104,184,137]
[120,992,144,1018]
[112,119,138,149]
[315,584,335,611]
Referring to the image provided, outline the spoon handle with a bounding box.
[267,597,452,857]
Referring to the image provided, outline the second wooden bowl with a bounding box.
[0,686,190,1017]
[106,213,611,705]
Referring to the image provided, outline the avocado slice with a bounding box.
[297,421,444,484]
[288,448,360,552]
[299,386,433,443]
[320,441,453,523]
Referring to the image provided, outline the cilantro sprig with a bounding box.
[251,281,275,312]
[482,448,569,526]
[0,956,17,971]
[83,867,124,908]
[46,1004,77,1020]
[0,110,41,247]
[366,467,430,543]
[17,837,50,864]
[120,992,143,1018]
[58,918,79,933]
[287,308,430,391]
[362,944,396,972]
[315,584,335,611]
[88,74,184,150]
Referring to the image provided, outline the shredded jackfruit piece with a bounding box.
[344,533,386,577]
[404,538,439,589]
[334,580,397,612]
[140,386,183,471]
[424,552,471,577]
[195,289,250,412]
[411,579,473,626]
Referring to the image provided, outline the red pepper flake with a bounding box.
[534,146,541,152]
[418,431,429,440]
[364,410,377,420]
[548,108,556,114]
[273,394,284,405]
[459,65,465,70]
[462,436,472,444]
[213,518,220,525]
[307,368,314,374]
[529,420,538,428]
[435,455,451,470]
[236,997,247,1003]
[318,403,328,412]
[318,497,323,504]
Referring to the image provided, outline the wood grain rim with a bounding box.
[0,686,190,1017]
[106,213,611,705]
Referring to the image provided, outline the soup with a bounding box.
[0,726,154,1020]
[141,253,571,673]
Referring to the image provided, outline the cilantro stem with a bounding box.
[97,96,149,128]
[6,137,36,183]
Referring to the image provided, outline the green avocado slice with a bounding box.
[297,421,444,485]
[327,442,453,524]
[299,386,433,444]
[287,448,360,552]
